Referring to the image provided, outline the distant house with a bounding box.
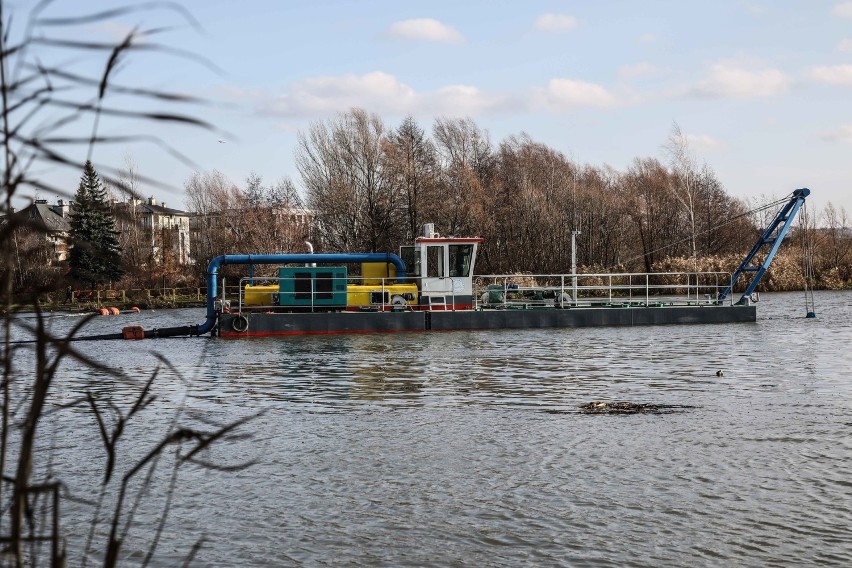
[113,196,191,265]
[4,198,75,263]
[1,196,193,268]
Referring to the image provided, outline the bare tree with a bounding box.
[621,158,682,271]
[664,122,699,265]
[242,172,308,255]
[432,117,496,238]
[113,156,149,283]
[184,169,245,275]
[297,108,400,252]
[384,116,438,242]
[819,201,851,280]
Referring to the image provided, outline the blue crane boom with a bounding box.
[718,187,810,304]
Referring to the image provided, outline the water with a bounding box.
[8,291,852,566]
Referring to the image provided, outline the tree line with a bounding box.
[4,109,851,293]
[178,109,850,290]
[291,109,850,287]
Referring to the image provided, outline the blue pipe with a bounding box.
[196,252,408,335]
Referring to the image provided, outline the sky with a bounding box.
[13,0,852,219]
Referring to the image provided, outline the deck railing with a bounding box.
[225,270,734,314]
[474,271,734,308]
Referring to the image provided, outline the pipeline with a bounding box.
[8,322,204,344]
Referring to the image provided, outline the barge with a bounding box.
[111,188,808,340]
[204,189,809,339]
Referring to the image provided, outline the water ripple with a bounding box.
[11,291,851,566]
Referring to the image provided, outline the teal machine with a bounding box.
[277,266,348,308]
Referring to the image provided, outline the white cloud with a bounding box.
[822,124,852,143]
[683,63,790,98]
[618,62,659,79]
[533,78,617,110]
[838,38,852,52]
[638,33,657,44]
[811,64,852,85]
[388,18,463,44]
[259,72,415,116]
[833,2,852,18]
[423,85,502,115]
[685,134,725,152]
[244,72,619,119]
[534,14,578,32]
[254,72,506,118]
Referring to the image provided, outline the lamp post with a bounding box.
[571,230,580,302]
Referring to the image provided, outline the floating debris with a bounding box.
[579,401,695,415]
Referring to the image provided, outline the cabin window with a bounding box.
[399,246,416,274]
[449,244,474,277]
[426,246,444,278]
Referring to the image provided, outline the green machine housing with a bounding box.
[277,266,348,307]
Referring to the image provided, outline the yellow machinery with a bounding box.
[346,262,418,308]
[243,285,277,306]
[243,262,418,309]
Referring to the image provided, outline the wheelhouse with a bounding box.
[400,224,483,311]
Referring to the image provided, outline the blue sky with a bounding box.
[18,0,852,218]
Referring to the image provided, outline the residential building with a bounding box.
[5,198,75,263]
[113,196,191,266]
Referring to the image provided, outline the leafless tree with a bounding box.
[432,117,496,239]
[818,201,851,280]
[242,172,309,255]
[112,156,151,283]
[622,158,683,272]
[383,116,439,242]
[297,108,400,252]
[664,122,699,265]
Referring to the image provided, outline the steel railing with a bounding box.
[222,270,734,314]
[473,271,733,309]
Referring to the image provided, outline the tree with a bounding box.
[432,117,495,238]
[664,122,699,265]
[818,201,851,281]
[622,158,682,272]
[114,155,148,283]
[383,116,438,242]
[297,108,400,252]
[68,160,124,286]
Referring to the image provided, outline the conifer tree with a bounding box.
[68,161,124,285]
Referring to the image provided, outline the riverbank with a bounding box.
[6,294,206,315]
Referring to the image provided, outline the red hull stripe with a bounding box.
[220,328,427,338]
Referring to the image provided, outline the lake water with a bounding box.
[9,291,852,566]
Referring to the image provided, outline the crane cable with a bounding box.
[607,194,792,271]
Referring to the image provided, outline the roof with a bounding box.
[112,201,189,217]
[31,203,73,233]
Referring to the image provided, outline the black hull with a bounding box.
[217,305,757,338]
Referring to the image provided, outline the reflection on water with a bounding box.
[10,292,852,566]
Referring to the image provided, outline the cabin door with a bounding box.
[419,243,476,309]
